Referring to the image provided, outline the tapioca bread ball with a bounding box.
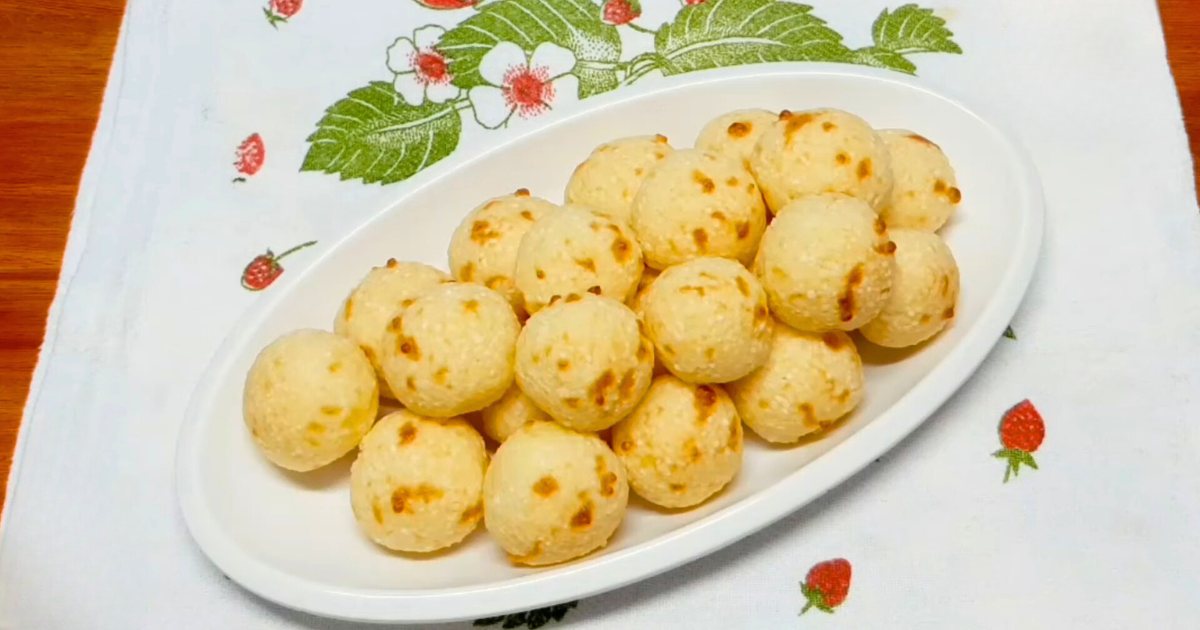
[756,193,895,332]
[611,375,743,508]
[877,129,961,232]
[631,149,767,269]
[727,326,864,444]
[243,329,379,472]
[334,260,450,398]
[515,294,654,432]
[694,108,778,163]
[349,411,487,552]
[641,257,772,383]
[380,283,519,417]
[483,421,629,566]
[860,229,960,347]
[514,206,644,314]
[749,108,893,213]
[564,134,675,224]
[479,385,552,444]
[448,189,560,312]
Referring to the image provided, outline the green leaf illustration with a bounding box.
[870,4,962,55]
[651,0,850,77]
[848,47,916,74]
[438,0,622,97]
[474,602,578,628]
[301,82,462,185]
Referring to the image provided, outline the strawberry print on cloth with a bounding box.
[993,399,1045,483]
[240,241,317,291]
[263,0,301,28]
[801,558,852,615]
[300,1,962,186]
[233,133,265,182]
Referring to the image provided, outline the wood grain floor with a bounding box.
[0,0,1197,509]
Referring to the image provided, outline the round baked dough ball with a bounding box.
[728,326,863,443]
[878,130,961,232]
[757,194,895,331]
[350,411,487,552]
[244,329,379,472]
[860,229,960,347]
[612,376,742,508]
[448,189,560,311]
[514,206,643,314]
[564,135,674,224]
[631,149,767,269]
[749,108,894,213]
[642,257,772,383]
[695,109,777,163]
[479,385,551,443]
[380,283,518,417]
[515,294,653,431]
[334,260,450,398]
[483,421,628,565]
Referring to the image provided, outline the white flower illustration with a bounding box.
[468,42,578,129]
[386,25,459,106]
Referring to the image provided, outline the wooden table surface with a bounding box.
[0,1,1197,508]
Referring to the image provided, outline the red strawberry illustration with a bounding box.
[602,0,642,25]
[263,0,302,28]
[801,558,851,615]
[993,399,1044,482]
[414,0,477,9]
[234,133,265,182]
[683,0,707,5]
[241,241,316,291]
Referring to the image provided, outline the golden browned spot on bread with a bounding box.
[587,285,602,295]
[617,369,637,400]
[669,483,686,494]
[619,439,634,453]
[661,344,675,357]
[343,298,354,320]
[327,362,342,373]
[948,186,962,204]
[757,399,769,409]
[405,376,416,391]
[632,166,645,177]
[372,502,383,524]
[386,258,398,269]
[680,285,707,297]
[693,228,710,251]
[908,133,937,148]
[463,299,479,313]
[575,257,597,273]
[834,389,852,404]
[919,313,932,324]
[398,337,421,360]
[515,187,530,197]
[391,484,443,514]
[693,170,716,193]
[875,240,897,255]
[434,367,449,385]
[637,339,652,361]
[596,456,619,497]
[838,264,865,322]
[535,268,546,280]
[743,158,753,172]
[388,315,404,333]
[533,476,559,497]
[943,306,956,319]
[460,502,483,524]
[655,151,667,160]
[485,276,507,291]
[570,500,594,529]
[686,439,703,463]
[399,422,418,445]
[778,109,792,119]
[320,406,341,416]
[711,211,728,223]
[874,217,887,235]
[940,274,951,296]
[728,420,742,451]
[306,422,326,435]
[557,359,571,372]
[822,332,846,350]
[694,385,719,422]
[798,403,817,425]
[471,220,501,244]
[402,297,416,309]
[783,112,816,144]
[933,179,947,193]
[726,176,739,187]
[736,221,751,240]
[835,152,850,166]
[747,182,757,194]
[508,542,542,565]
[705,347,716,361]
[736,275,751,297]
[754,304,769,324]
[822,121,837,132]
[857,158,873,180]
[460,262,476,282]
[727,121,751,137]
[565,397,581,409]
[591,369,617,406]
[655,134,669,144]
[564,293,582,303]
[520,210,535,221]
[612,237,633,263]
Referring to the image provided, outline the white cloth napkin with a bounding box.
[3,0,1200,627]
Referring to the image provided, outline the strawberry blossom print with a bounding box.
[263,0,301,28]
[234,133,265,182]
[602,0,642,26]
[241,241,316,291]
[387,26,460,106]
[993,399,1045,483]
[468,42,577,129]
[801,558,852,615]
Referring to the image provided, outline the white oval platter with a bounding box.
[176,64,1043,624]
